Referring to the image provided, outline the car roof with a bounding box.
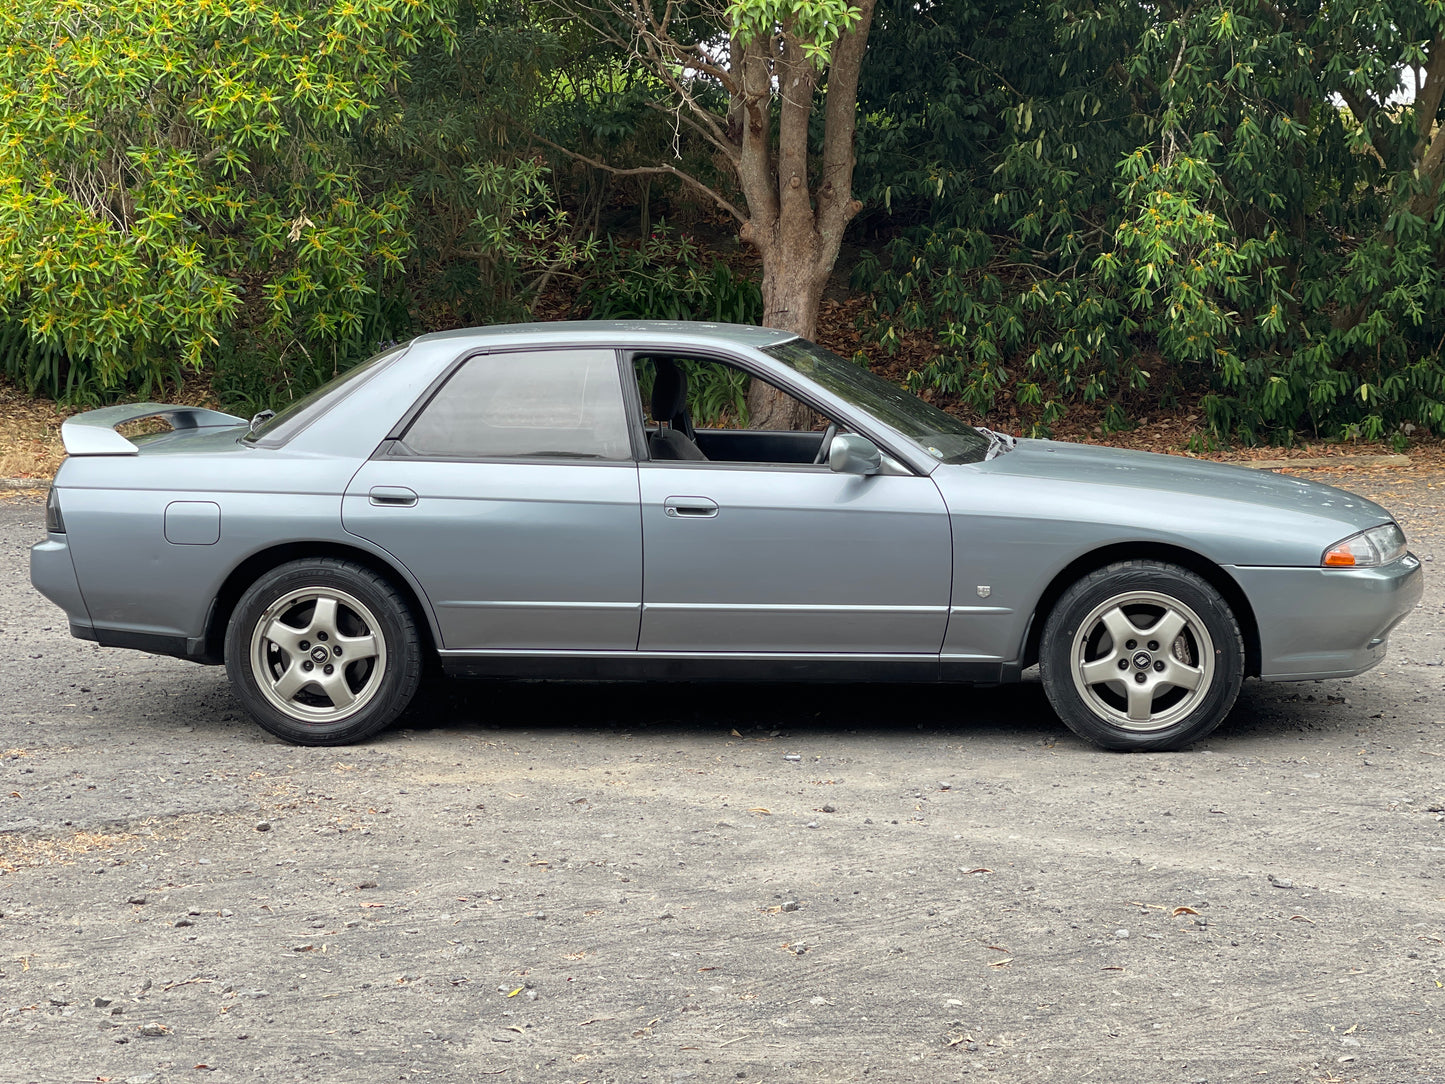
[409,320,798,352]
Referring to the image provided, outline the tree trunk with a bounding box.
[746,244,829,428]
[734,0,878,429]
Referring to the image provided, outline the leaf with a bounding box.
[1171,906,1200,916]
[964,867,993,875]
[506,987,524,998]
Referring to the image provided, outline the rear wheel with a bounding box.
[1039,560,1244,751]
[225,559,422,745]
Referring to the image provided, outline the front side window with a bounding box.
[401,349,632,460]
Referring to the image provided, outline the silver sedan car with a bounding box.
[31,322,1423,750]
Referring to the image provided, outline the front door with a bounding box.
[637,463,952,653]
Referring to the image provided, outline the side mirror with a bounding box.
[828,433,882,475]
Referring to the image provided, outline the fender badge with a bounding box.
[976,585,991,599]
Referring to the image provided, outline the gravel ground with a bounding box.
[0,472,1442,1084]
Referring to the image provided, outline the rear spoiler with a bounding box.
[60,403,247,456]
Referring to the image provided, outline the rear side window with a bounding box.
[401,349,632,460]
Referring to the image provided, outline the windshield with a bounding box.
[246,343,408,446]
[764,339,990,464]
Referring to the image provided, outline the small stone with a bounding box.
[1267,874,1295,889]
[254,821,271,832]
[781,900,800,913]
[806,821,819,829]
[127,896,147,906]
[174,918,193,928]
[92,997,112,1008]
[47,996,69,1006]
[821,805,836,814]
[137,1022,168,1037]
[939,782,952,791]
[110,1005,126,1015]
[782,754,802,762]
[1115,929,1130,939]
[220,909,233,918]
[187,908,202,916]
[524,989,538,1001]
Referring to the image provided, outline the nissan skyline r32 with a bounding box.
[30,322,1424,750]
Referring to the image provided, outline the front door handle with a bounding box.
[663,495,719,519]
[369,486,418,507]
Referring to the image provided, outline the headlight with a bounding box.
[1322,523,1406,567]
[45,488,64,533]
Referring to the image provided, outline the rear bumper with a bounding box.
[31,532,216,663]
[1229,555,1424,680]
[31,533,92,633]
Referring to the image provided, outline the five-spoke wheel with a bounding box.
[226,559,421,745]
[1040,561,1244,750]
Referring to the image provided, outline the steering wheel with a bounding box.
[812,423,839,465]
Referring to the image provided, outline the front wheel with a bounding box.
[1039,560,1244,751]
[225,559,423,745]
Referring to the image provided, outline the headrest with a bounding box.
[651,360,688,423]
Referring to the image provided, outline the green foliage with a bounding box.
[728,0,865,63]
[579,227,763,324]
[210,287,414,416]
[0,0,455,399]
[376,3,596,327]
[855,0,1445,443]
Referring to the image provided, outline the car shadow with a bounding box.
[398,674,1076,747]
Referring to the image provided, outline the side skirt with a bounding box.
[439,651,1008,684]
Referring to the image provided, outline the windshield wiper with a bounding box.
[247,410,275,439]
[979,427,1017,460]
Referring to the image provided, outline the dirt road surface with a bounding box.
[0,470,1442,1084]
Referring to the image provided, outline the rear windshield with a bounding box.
[246,344,408,446]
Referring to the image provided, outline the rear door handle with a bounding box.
[663,495,718,519]
[369,486,418,507]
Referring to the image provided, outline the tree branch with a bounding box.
[1413,35,1445,166]
[643,100,738,162]
[1338,86,1391,165]
[818,0,876,241]
[531,133,746,222]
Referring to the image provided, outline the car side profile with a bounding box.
[31,321,1423,750]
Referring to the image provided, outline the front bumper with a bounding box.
[1229,554,1424,680]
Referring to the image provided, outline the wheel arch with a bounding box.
[203,541,438,663]
[1020,543,1261,677]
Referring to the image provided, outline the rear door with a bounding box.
[342,347,643,651]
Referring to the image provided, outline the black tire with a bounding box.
[1039,560,1244,751]
[224,558,423,745]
